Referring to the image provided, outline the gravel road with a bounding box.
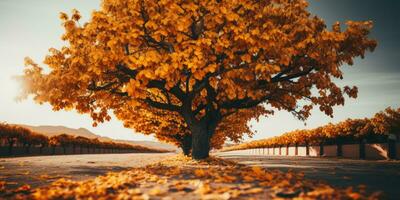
[217,152,400,199]
[0,153,174,189]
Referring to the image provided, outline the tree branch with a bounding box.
[193,103,207,116]
[219,94,271,110]
[88,81,116,91]
[143,98,180,112]
[271,66,315,83]
[140,1,174,53]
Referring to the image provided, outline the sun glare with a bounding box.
[9,75,24,102]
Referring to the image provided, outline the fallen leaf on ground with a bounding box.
[0,155,381,200]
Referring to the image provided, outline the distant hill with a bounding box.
[19,124,101,138]
[114,140,177,152]
[17,124,177,151]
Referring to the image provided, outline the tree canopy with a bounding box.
[21,0,376,159]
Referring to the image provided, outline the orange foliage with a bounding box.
[20,0,376,159]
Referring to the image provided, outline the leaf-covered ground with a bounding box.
[0,153,171,190]
[0,155,381,200]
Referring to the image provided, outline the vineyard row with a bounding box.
[0,123,168,157]
[223,107,400,159]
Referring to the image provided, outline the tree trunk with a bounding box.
[181,135,192,156]
[286,145,289,156]
[359,139,366,159]
[306,143,310,156]
[8,141,14,156]
[337,143,343,157]
[25,144,31,154]
[181,105,219,160]
[191,124,210,160]
[39,146,43,154]
[388,135,397,159]
[319,143,324,156]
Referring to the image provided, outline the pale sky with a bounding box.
[0,0,399,142]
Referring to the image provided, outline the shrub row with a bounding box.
[0,123,169,155]
[224,107,400,151]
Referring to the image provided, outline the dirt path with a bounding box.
[216,152,400,199]
[0,153,174,189]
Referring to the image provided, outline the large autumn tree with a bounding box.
[21,0,376,159]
